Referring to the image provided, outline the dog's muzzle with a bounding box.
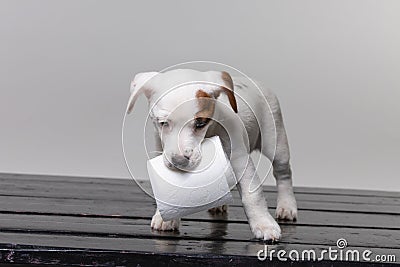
[170,153,190,168]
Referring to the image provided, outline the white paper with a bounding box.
[147,136,236,221]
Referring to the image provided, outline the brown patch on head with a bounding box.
[196,90,211,99]
[195,89,215,119]
[221,71,238,113]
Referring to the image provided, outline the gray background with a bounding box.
[1,0,399,191]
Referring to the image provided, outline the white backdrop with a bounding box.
[1,0,399,191]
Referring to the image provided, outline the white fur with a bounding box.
[128,69,298,240]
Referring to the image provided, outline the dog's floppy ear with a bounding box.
[127,72,158,114]
[213,71,238,113]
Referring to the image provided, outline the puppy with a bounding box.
[127,69,297,241]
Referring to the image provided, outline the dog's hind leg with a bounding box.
[260,96,298,221]
[208,205,228,214]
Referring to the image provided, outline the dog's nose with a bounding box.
[170,154,190,168]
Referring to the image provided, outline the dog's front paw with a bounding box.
[250,214,281,241]
[151,210,180,231]
[208,205,228,214]
[276,194,298,221]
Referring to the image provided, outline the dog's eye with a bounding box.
[194,118,210,129]
[159,121,169,128]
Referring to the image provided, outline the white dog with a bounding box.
[127,69,297,241]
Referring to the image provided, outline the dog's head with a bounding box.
[127,69,237,171]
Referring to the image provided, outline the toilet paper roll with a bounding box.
[147,136,236,221]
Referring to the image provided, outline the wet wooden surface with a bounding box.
[0,172,398,266]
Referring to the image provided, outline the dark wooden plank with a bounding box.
[1,172,399,198]
[0,172,136,186]
[0,195,398,230]
[1,192,399,216]
[0,178,399,208]
[0,233,398,266]
[0,213,399,249]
